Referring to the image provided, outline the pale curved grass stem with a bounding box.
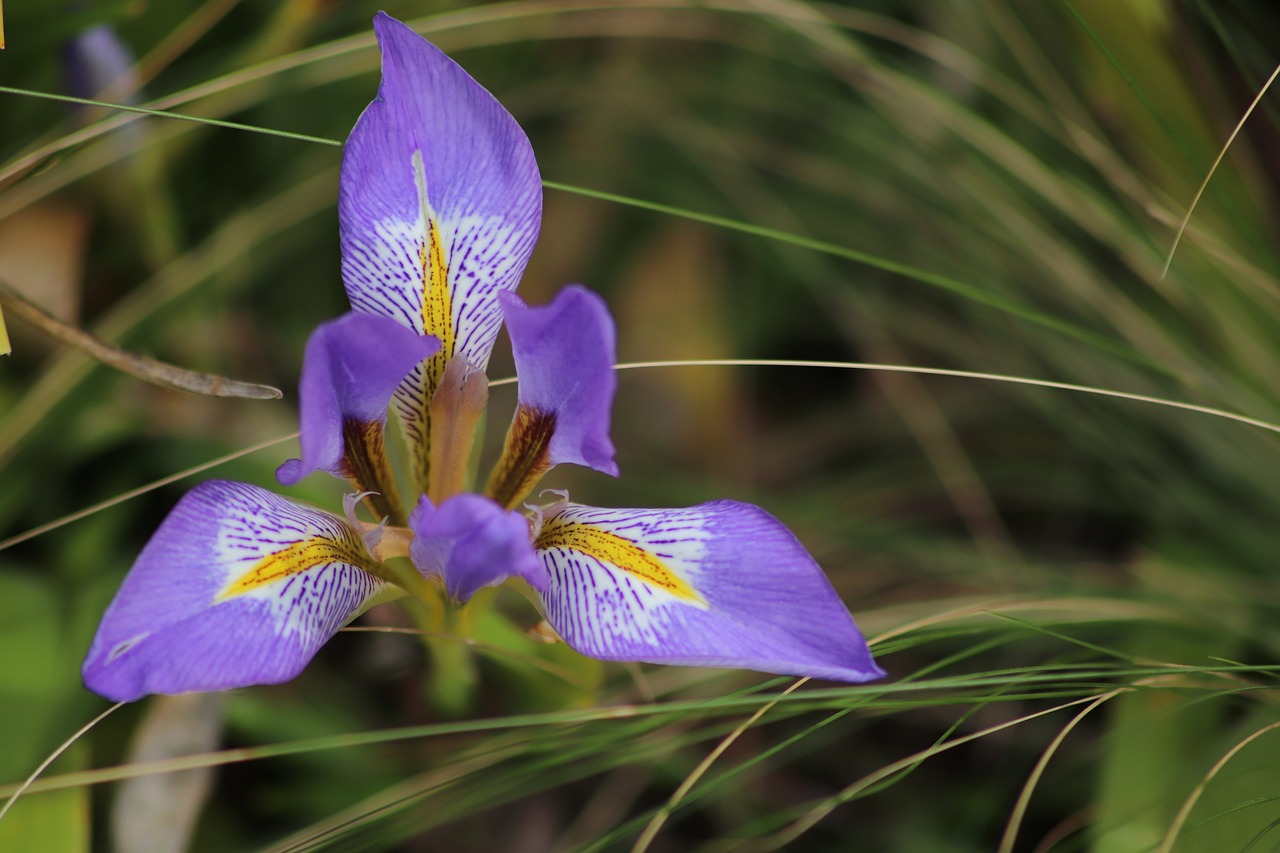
[1159,720,1280,852]
[0,431,297,552]
[0,702,123,825]
[12,358,1279,553]
[576,359,1280,436]
[630,679,808,853]
[1163,63,1280,277]
[998,691,1122,853]
[745,693,1118,851]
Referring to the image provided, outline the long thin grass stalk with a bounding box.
[0,703,122,825]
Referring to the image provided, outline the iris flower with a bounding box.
[82,14,884,703]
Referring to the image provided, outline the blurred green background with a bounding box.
[4,0,1280,850]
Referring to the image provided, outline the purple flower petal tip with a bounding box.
[533,501,884,683]
[501,286,619,477]
[82,481,385,702]
[275,458,303,487]
[409,494,542,601]
[287,312,439,485]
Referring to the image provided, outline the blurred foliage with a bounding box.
[5,0,1280,849]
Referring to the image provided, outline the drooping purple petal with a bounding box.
[276,312,439,488]
[83,481,388,702]
[341,13,542,489]
[408,494,542,601]
[487,286,618,507]
[533,502,884,682]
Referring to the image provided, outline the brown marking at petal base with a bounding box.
[486,405,556,509]
[527,620,562,644]
[341,418,405,524]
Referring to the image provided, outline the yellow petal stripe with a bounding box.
[397,150,458,493]
[398,215,455,491]
[421,215,453,352]
[216,534,373,602]
[412,148,454,359]
[536,518,706,605]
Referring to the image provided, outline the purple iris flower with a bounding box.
[82,14,884,703]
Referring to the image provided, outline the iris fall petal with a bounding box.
[533,501,884,682]
[82,481,388,702]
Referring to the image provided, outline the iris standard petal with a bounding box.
[83,481,389,702]
[487,286,618,508]
[341,13,542,490]
[277,312,438,519]
[409,494,542,601]
[533,502,885,682]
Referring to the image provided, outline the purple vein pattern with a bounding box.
[83,481,386,702]
[535,502,886,683]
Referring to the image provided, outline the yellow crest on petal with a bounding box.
[537,518,707,606]
[412,149,455,360]
[421,217,453,351]
[216,535,372,602]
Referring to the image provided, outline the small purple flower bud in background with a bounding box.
[63,23,140,104]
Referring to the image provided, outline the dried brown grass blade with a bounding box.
[0,279,281,399]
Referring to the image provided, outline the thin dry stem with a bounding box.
[0,431,298,552]
[631,679,809,852]
[1163,62,1280,277]
[0,278,280,399]
[742,693,1120,851]
[0,702,123,825]
[1159,720,1280,852]
[999,691,1122,853]
[588,360,1280,436]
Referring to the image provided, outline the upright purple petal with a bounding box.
[409,494,542,601]
[276,312,439,509]
[341,13,542,490]
[533,502,884,682]
[83,481,389,702]
[487,286,618,508]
